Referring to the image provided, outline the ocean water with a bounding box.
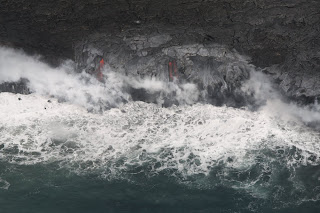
[0,93,320,213]
[1,46,320,212]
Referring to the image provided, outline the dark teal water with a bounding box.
[1,156,319,213]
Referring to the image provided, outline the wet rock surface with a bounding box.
[76,35,255,107]
[0,0,319,101]
[0,80,30,95]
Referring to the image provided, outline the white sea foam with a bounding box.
[0,93,319,177]
[1,45,320,179]
[1,46,320,202]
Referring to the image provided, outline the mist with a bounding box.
[0,46,199,111]
[242,68,320,126]
[1,46,320,127]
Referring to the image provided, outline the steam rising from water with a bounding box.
[243,70,320,125]
[1,46,320,124]
[0,46,320,206]
[0,47,199,110]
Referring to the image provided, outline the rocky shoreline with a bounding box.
[1,0,319,102]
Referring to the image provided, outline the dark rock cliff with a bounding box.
[0,0,319,101]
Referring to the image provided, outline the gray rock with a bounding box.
[0,0,319,102]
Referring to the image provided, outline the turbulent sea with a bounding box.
[0,47,320,212]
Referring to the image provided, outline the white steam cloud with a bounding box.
[242,69,320,125]
[1,46,320,127]
[0,46,199,111]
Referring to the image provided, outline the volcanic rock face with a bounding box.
[75,33,255,106]
[0,0,319,101]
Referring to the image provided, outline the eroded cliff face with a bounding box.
[0,0,319,101]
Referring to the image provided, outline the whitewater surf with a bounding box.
[0,46,320,212]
